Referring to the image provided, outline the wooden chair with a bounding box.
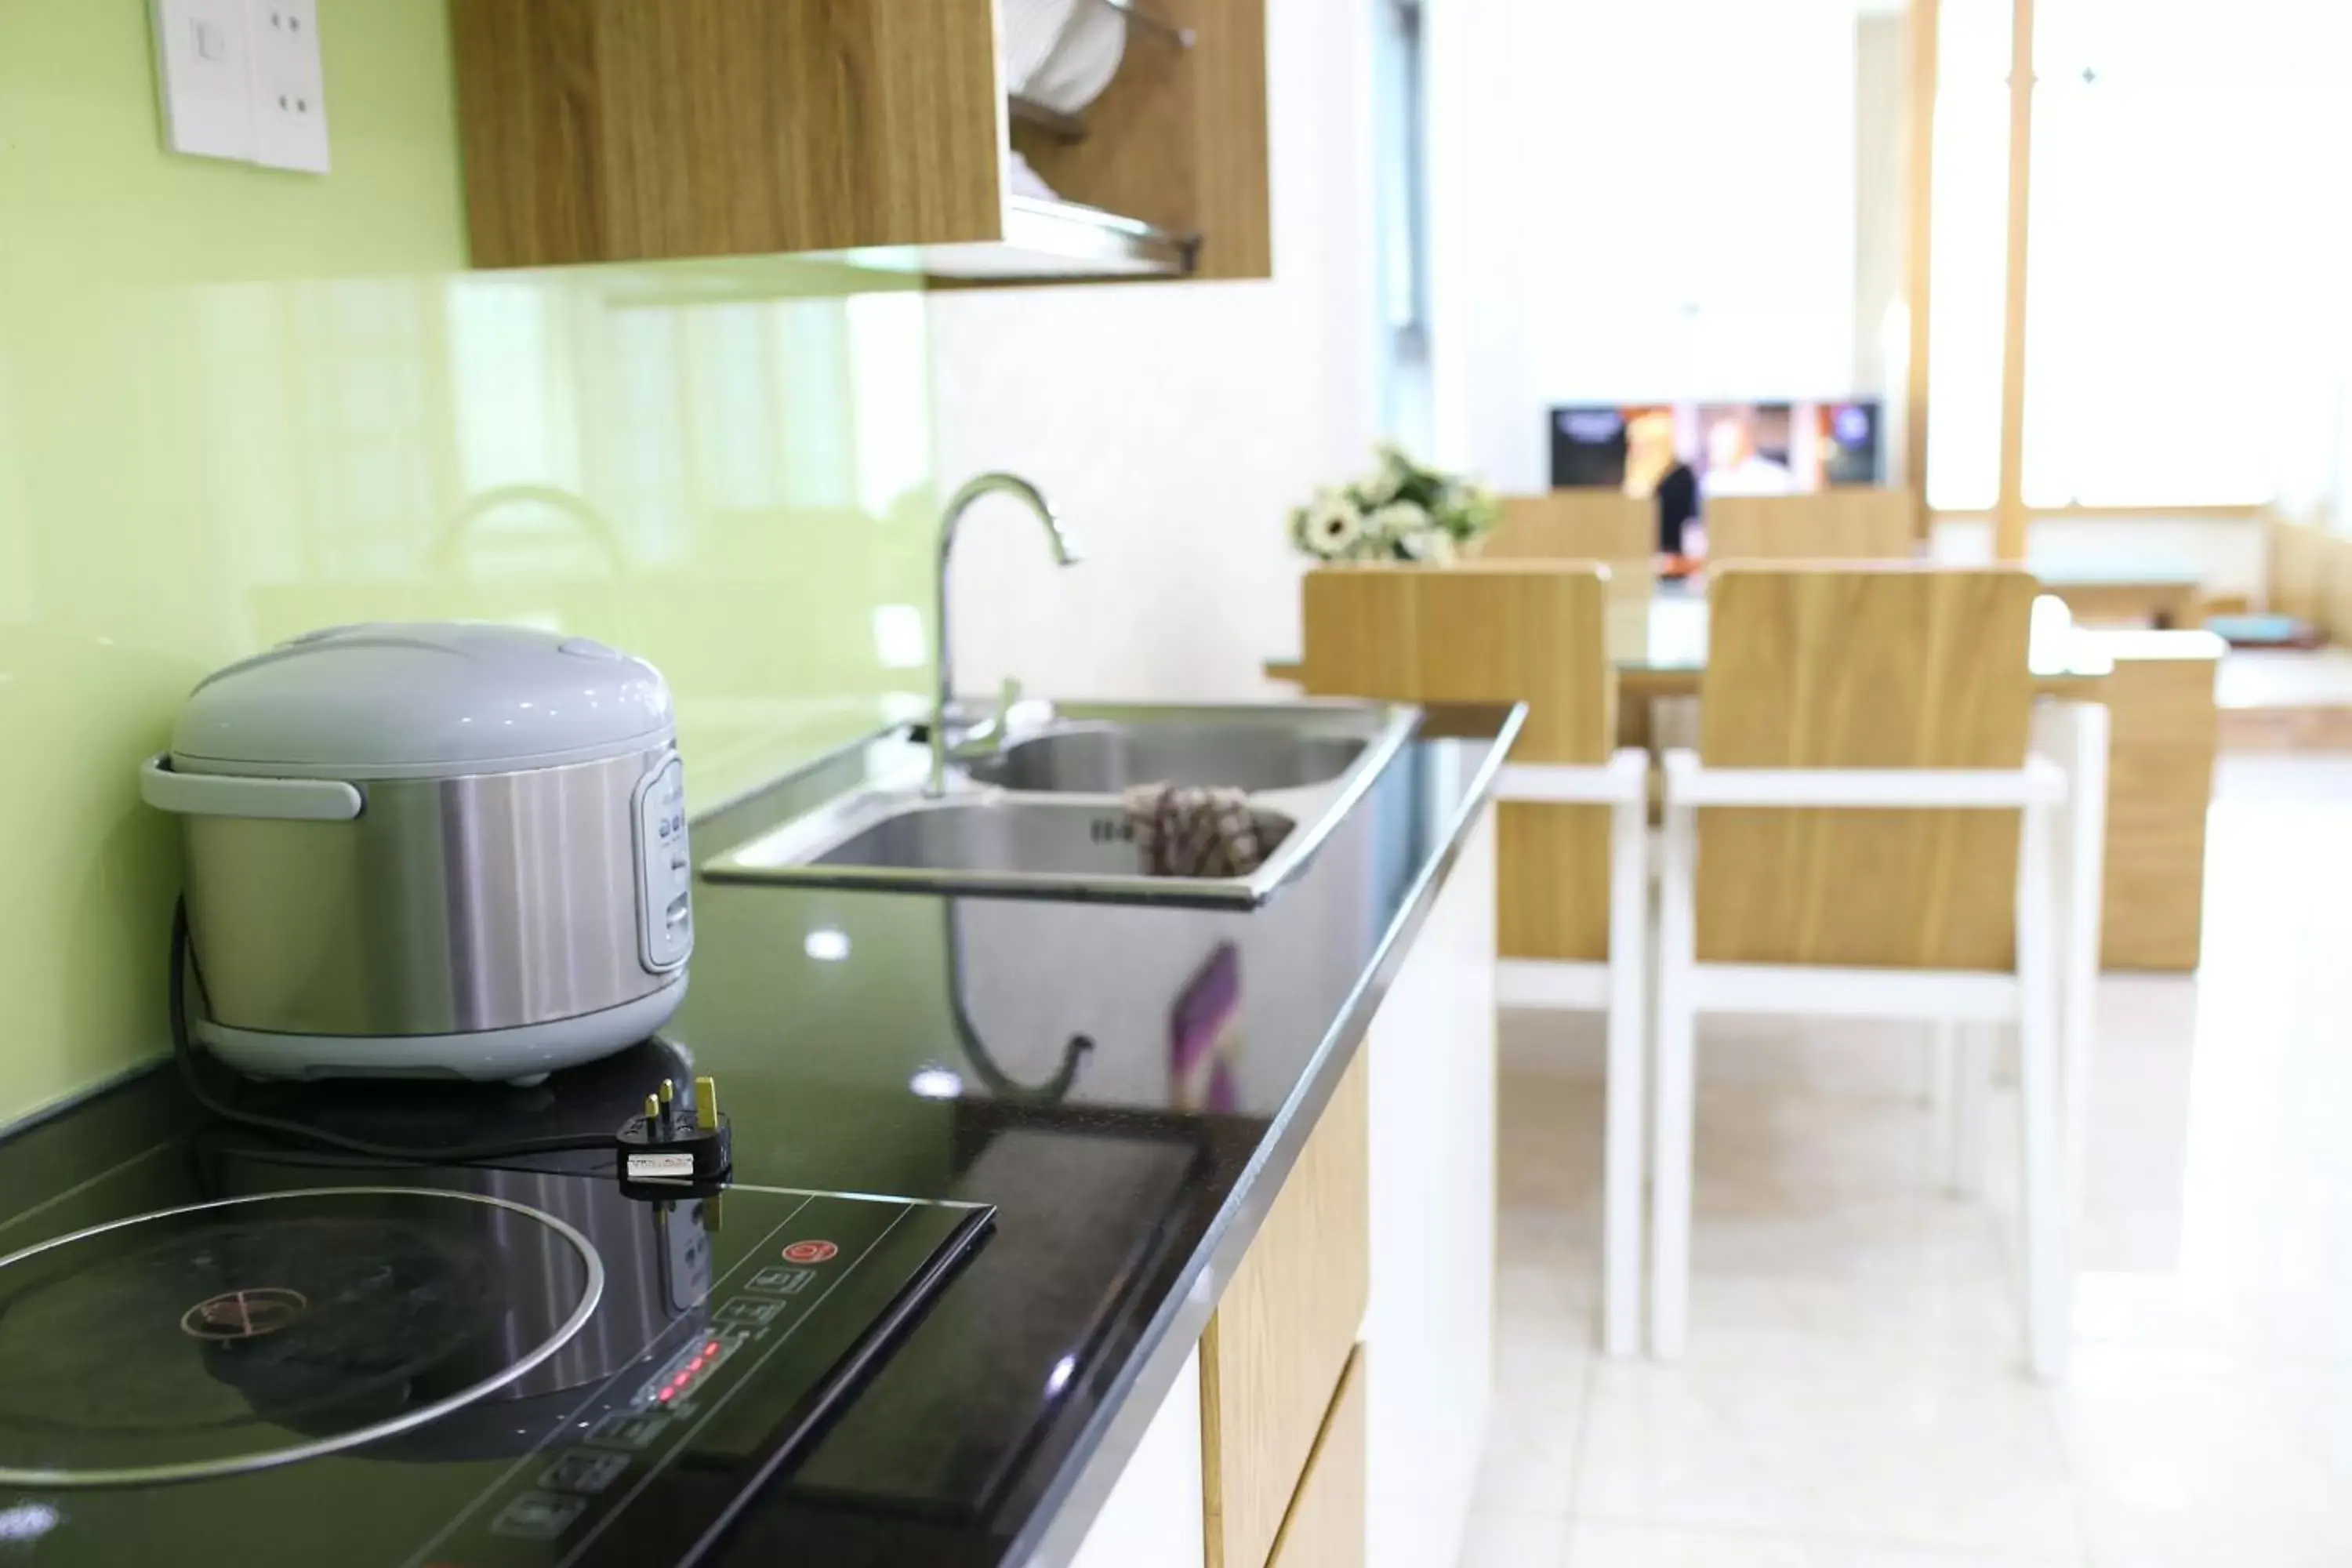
[1703,487,1916,562]
[1650,565,2108,1380]
[1299,561,1650,1356]
[1491,492,1657,597]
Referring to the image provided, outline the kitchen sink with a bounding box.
[960,722,1368,795]
[786,796,1297,880]
[701,700,1418,906]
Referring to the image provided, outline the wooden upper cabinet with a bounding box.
[447,0,1272,283]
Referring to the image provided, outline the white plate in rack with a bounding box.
[1001,0,1079,100]
[1027,0,1128,115]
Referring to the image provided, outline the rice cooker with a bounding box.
[139,623,693,1085]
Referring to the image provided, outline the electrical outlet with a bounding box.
[247,0,328,173]
[151,0,328,173]
[152,0,254,162]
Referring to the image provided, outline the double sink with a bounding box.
[702,701,1420,906]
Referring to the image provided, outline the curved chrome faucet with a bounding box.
[929,473,1082,796]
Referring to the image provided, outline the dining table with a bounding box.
[1603,579,2111,718]
[1266,574,2223,972]
[1265,578,2114,715]
[2028,551,2208,629]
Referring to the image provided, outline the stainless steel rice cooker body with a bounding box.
[140,624,693,1083]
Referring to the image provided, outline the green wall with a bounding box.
[0,2,941,1123]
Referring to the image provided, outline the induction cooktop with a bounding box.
[0,1145,991,1567]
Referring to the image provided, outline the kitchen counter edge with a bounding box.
[989,701,1526,1568]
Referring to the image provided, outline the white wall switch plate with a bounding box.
[246,0,329,173]
[151,0,254,162]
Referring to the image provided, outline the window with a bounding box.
[2024,0,2352,508]
[1374,0,1434,453]
[1926,0,2352,513]
[1922,0,2013,512]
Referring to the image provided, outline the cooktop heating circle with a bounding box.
[0,1187,604,1489]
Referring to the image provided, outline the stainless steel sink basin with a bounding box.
[961,723,1367,795]
[782,795,1295,881]
[819,799,1146,877]
[701,700,1418,906]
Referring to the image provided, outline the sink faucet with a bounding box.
[929,472,1082,796]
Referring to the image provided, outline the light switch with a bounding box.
[151,0,253,162]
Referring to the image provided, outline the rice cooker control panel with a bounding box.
[635,754,693,971]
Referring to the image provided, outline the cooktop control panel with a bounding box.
[397,1189,989,1568]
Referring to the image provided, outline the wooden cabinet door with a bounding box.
[1266,1348,1368,1568]
[1200,1054,1370,1568]
[450,0,1007,267]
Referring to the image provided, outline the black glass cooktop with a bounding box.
[0,1148,990,1567]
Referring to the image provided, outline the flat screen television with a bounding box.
[1548,400,1884,494]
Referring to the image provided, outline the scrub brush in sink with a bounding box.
[1122,783,1270,878]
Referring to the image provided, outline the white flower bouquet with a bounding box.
[1288,442,1501,564]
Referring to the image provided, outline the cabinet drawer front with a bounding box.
[1201,1054,1370,1568]
[1267,1347,1368,1568]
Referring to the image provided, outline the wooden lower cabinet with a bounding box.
[1265,1348,1369,1568]
[1200,1054,1370,1568]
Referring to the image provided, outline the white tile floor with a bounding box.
[1461,756,2352,1567]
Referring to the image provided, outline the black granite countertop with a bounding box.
[0,700,1521,1567]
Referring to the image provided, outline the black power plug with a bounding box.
[617,1073,732,1190]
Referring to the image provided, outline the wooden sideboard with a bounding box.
[2089,631,2224,971]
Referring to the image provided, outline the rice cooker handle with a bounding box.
[139,754,364,822]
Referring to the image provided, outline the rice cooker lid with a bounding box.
[171,622,676,778]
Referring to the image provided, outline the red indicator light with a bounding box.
[656,1388,676,1403]
[706,1341,722,1355]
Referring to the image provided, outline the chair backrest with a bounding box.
[1704,488,1916,562]
[1693,564,2039,969]
[1300,561,1617,960]
[1492,492,1656,597]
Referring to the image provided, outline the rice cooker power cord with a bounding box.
[168,895,730,1176]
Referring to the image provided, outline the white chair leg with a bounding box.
[2016,797,2069,1381]
[1944,1022,1989,1199]
[2032,699,2111,1227]
[1601,787,1649,1359]
[2059,704,2110,1225]
[1650,800,1698,1361]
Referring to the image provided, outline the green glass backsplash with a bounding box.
[0,2,938,1123]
